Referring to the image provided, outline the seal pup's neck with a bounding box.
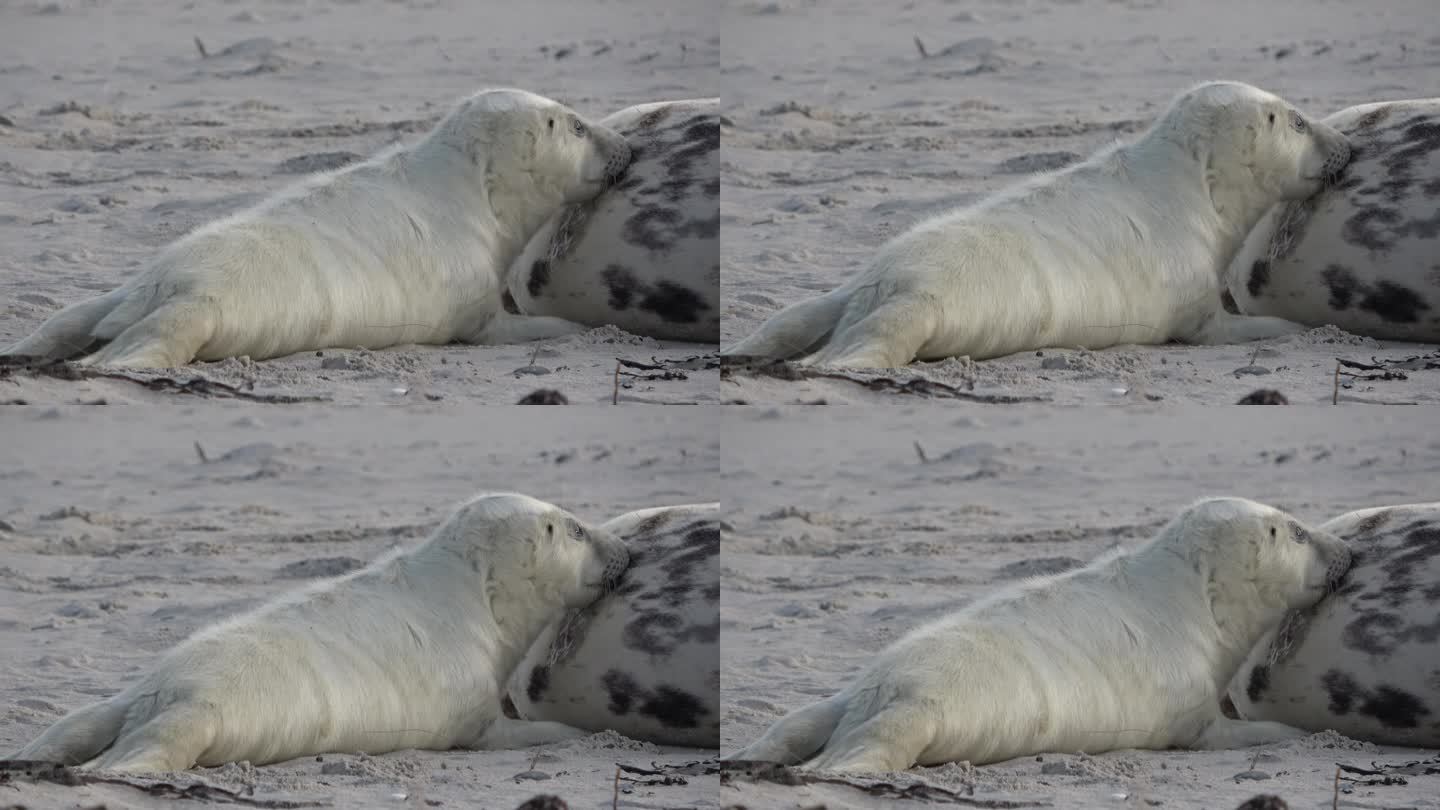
[405,128,574,282]
[1131,122,1281,276]
[1136,522,1295,688]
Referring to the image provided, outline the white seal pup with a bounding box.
[725,498,1353,772]
[10,493,631,772]
[506,99,720,343]
[1229,503,1440,746]
[508,503,719,748]
[722,81,1353,368]
[1,89,632,368]
[1227,99,1440,342]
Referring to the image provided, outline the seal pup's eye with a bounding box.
[547,118,555,132]
[1268,113,1276,126]
[573,119,586,137]
[569,522,586,542]
[1291,112,1307,133]
[1269,527,1277,538]
[546,522,555,539]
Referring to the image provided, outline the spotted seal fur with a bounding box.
[508,503,719,748]
[506,99,720,343]
[1227,99,1440,342]
[1229,502,1440,746]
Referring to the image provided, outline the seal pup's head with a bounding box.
[431,88,633,208]
[1164,497,1352,639]
[438,492,631,611]
[1150,81,1352,208]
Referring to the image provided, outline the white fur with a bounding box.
[11,493,630,772]
[1226,100,1440,342]
[507,99,720,343]
[1228,503,1440,746]
[722,81,1353,368]
[508,503,720,748]
[1,89,633,368]
[726,497,1353,772]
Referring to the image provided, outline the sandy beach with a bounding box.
[720,405,1440,809]
[0,0,719,406]
[0,405,719,809]
[719,0,1439,405]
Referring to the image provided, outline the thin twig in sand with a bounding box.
[0,356,328,404]
[612,360,621,405]
[1332,765,1340,810]
[720,760,1048,808]
[1333,361,1340,405]
[914,35,929,58]
[194,441,209,463]
[0,760,326,808]
[612,764,621,810]
[913,440,929,463]
[193,36,208,58]
[720,356,1049,403]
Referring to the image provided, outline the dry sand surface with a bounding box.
[0,406,719,809]
[721,406,1440,809]
[0,0,719,406]
[719,0,1440,405]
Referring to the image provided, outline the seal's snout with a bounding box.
[600,540,631,590]
[1322,130,1354,183]
[1324,539,1353,592]
[604,137,634,184]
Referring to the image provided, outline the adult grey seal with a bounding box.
[1229,502,1440,747]
[506,99,719,343]
[1227,99,1440,342]
[508,503,719,748]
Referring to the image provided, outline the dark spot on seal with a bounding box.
[600,670,709,729]
[1355,510,1395,535]
[1220,693,1241,719]
[1401,120,1440,150]
[1343,611,1405,656]
[1423,178,1440,198]
[1361,686,1431,728]
[1246,664,1271,702]
[600,264,711,323]
[1359,281,1431,323]
[1343,206,1404,252]
[1322,669,1359,715]
[527,665,551,702]
[1220,288,1240,314]
[1322,265,1358,310]
[634,511,674,536]
[1247,259,1271,297]
[624,206,684,251]
[502,289,520,314]
[602,669,639,715]
[600,265,638,310]
[640,281,708,325]
[527,259,551,297]
[634,105,673,132]
[639,685,707,729]
[1355,107,1393,131]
